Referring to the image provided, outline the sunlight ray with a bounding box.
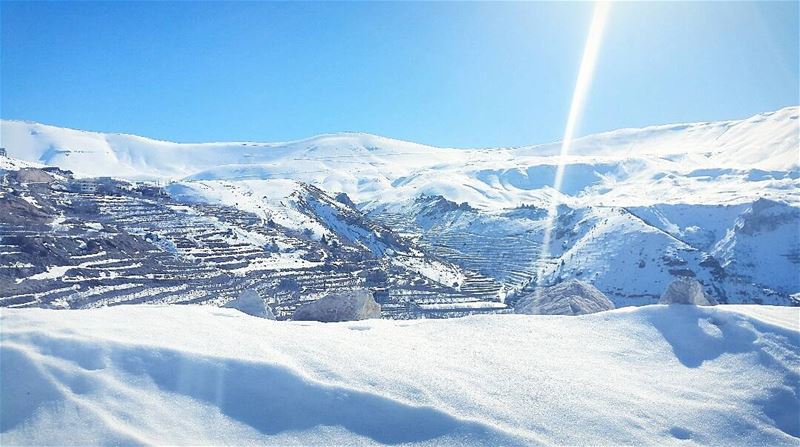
[533,1,612,293]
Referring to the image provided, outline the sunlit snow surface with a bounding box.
[2,305,798,445]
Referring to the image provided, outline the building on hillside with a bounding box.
[68,177,122,195]
[68,178,99,193]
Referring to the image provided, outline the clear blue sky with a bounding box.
[1,1,798,148]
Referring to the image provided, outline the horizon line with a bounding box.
[1,104,797,150]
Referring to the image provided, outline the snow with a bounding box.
[14,257,138,284]
[18,193,43,209]
[1,106,798,444]
[16,265,72,283]
[0,155,43,171]
[711,199,800,295]
[167,180,332,237]
[390,255,465,288]
[227,255,321,276]
[1,304,798,445]
[0,262,35,269]
[2,107,797,210]
[723,305,800,331]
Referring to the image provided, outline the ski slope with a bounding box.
[1,304,798,445]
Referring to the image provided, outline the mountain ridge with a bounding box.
[3,105,797,151]
[2,106,797,209]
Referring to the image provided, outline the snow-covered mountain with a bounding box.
[1,107,798,309]
[0,169,494,316]
[2,106,798,209]
[367,195,799,306]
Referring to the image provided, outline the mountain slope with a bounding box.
[1,107,797,309]
[0,168,501,316]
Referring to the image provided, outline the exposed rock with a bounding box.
[292,289,381,322]
[334,192,357,209]
[224,289,275,319]
[515,279,615,316]
[659,278,717,306]
[738,198,798,235]
[0,194,53,226]
[14,168,55,184]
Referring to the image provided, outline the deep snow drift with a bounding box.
[1,304,798,445]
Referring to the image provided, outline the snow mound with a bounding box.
[1,304,798,445]
[659,278,718,306]
[292,289,381,322]
[223,289,275,319]
[515,279,615,315]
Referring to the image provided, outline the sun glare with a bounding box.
[533,1,612,291]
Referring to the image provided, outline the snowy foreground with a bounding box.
[1,305,798,446]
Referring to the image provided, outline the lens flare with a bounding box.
[533,1,611,293]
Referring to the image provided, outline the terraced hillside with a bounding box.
[2,162,797,315]
[0,166,508,318]
[375,214,537,293]
[370,195,800,307]
[2,109,798,313]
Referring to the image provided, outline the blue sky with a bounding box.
[1,1,798,148]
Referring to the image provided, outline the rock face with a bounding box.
[659,278,718,306]
[14,168,55,184]
[223,289,276,319]
[292,289,381,322]
[515,279,615,316]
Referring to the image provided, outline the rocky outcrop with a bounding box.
[224,289,276,319]
[14,168,55,184]
[658,278,717,306]
[292,289,381,322]
[0,194,53,226]
[515,279,615,316]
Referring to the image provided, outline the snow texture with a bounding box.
[1,304,798,445]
